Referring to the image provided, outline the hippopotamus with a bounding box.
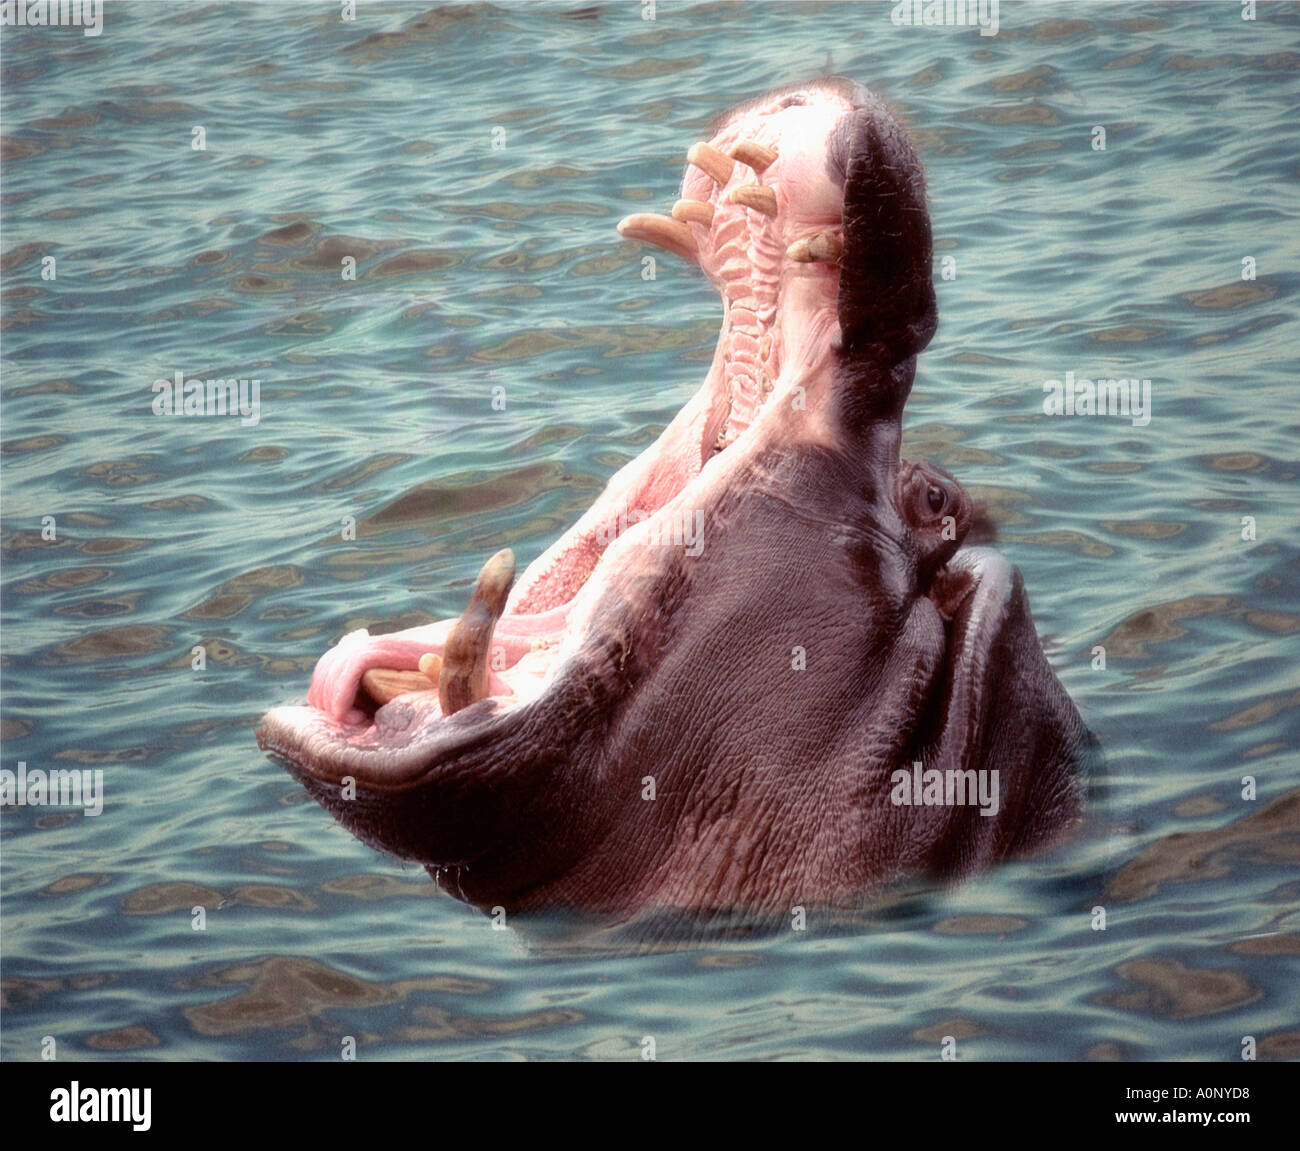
[258,77,1087,921]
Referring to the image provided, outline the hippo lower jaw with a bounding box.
[258,78,1086,917]
[258,544,1003,785]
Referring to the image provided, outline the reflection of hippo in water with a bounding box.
[258,78,1087,920]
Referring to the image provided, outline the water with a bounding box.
[2,0,1297,1062]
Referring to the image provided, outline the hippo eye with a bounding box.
[927,485,946,514]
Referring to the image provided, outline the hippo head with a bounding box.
[258,78,1086,921]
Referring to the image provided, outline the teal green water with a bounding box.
[2,1,1298,1061]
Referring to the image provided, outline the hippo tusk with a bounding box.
[617,213,699,261]
[360,667,438,705]
[731,139,777,172]
[786,231,843,264]
[672,198,715,226]
[686,141,735,186]
[438,548,516,716]
[729,184,778,217]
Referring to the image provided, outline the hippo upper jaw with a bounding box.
[259,78,916,781]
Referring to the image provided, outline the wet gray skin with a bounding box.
[258,78,1088,924]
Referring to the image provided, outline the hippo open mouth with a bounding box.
[258,78,1086,918]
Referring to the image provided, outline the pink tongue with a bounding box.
[307,624,454,721]
[306,606,573,723]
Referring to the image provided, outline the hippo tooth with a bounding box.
[786,231,843,264]
[731,139,777,172]
[360,667,437,705]
[729,184,778,217]
[686,141,735,186]
[418,652,442,679]
[808,232,843,261]
[786,237,814,262]
[617,213,698,262]
[438,548,516,717]
[672,198,715,226]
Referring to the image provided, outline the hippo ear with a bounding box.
[835,102,937,369]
